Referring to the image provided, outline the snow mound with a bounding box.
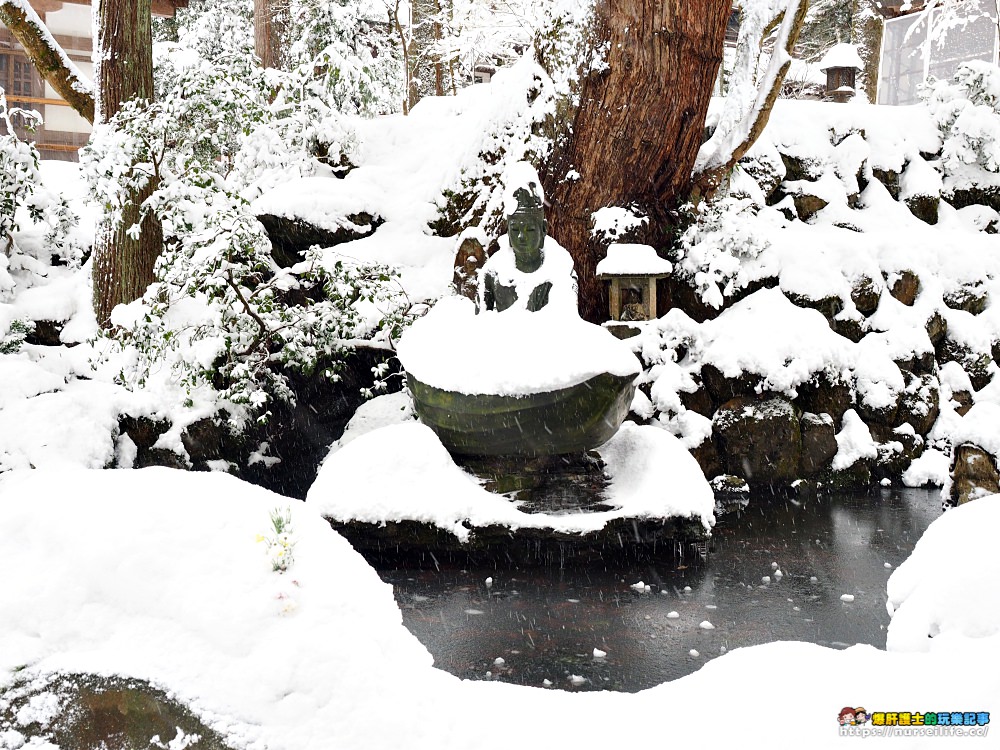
[887,496,1000,652]
[701,288,853,396]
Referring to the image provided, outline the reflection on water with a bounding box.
[377,487,942,692]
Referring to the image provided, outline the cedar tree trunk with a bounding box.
[91,0,164,327]
[255,0,289,69]
[539,0,731,323]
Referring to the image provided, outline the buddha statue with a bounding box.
[478,167,577,314]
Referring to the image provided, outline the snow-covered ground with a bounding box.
[0,469,997,750]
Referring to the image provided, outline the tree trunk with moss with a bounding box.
[852,0,883,103]
[91,0,163,327]
[537,0,732,323]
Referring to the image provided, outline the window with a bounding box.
[0,53,36,100]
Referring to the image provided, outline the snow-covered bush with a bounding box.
[925,61,1000,182]
[673,197,771,310]
[285,0,402,116]
[83,37,410,417]
[0,94,80,269]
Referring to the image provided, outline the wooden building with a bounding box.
[0,0,188,160]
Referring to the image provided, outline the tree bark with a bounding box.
[851,0,883,103]
[91,0,163,327]
[254,0,289,69]
[0,0,94,122]
[539,0,731,323]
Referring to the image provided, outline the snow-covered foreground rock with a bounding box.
[1,469,998,749]
[887,497,1000,653]
[308,408,714,539]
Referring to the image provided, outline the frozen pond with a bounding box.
[378,487,941,691]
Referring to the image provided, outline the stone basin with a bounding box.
[407,371,637,457]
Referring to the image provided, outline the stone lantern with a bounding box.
[596,243,673,324]
[819,43,863,103]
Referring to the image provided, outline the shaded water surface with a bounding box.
[377,488,941,692]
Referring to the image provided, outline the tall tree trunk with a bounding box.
[254,0,289,69]
[852,0,883,103]
[539,0,731,323]
[91,0,163,327]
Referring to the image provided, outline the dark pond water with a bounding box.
[377,487,942,692]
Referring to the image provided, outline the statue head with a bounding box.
[507,186,546,273]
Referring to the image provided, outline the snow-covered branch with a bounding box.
[691,0,809,203]
[0,0,95,123]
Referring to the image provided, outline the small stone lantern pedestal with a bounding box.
[596,243,672,338]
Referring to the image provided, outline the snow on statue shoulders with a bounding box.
[478,163,577,315]
[479,234,578,315]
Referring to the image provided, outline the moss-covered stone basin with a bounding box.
[408,371,637,457]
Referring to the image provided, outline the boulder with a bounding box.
[700,363,760,405]
[800,411,838,475]
[943,283,988,316]
[904,194,939,225]
[712,396,801,483]
[945,185,1000,213]
[850,275,883,316]
[872,168,900,200]
[793,193,829,222]
[797,374,852,423]
[257,211,384,267]
[785,291,843,322]
[894,372,940,436]
[936,338,993,391]
[0,673,230,750]
[830,313,866,343]
[952,389,974,416]
[888,270,920,306]
[949,443,1000,506]
[925,310,948,347]
[690,435,723,480]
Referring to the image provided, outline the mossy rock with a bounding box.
[118,415,170,450]
[712,396,802,484]
[894,372,940,436]
[816,460,873,491]
[0,673,233,750]
[797,374,852,423]
[872,168,900,200]
[780,153,822,182]
[850,275,883,316]
[700,363,761,406]
[785,291,844,322]
[943,283,988,316]
[944,185,1000,213]
[800,412,838,476]
[792,193,829,222]
[904,194,939,225]
[925,310,948,347]
[949,443,1000,506]
[936,338,994,391]
[258,212,383,267]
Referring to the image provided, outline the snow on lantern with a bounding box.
[596,243,672,323]
[819,43,863,103]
